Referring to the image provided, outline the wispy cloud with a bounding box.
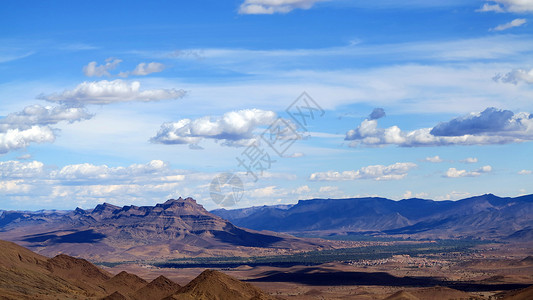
[119,62,166,77]
[424,155,443,163]
[309,162,417,181]
[491,18,527,31]
[478,0,533,13]
[83,58,122,77]
[460,157,478,164]
[494,67,533,84]
[238,0,327,14]
[40,80,186,106]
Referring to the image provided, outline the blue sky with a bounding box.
[1,0,533,210]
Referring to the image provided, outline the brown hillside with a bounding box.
[0,240,92,298]
[165,269,274,300]
[101,291,128,300]
[504,285,533,300]
[102,270,148,297]
[385,290,419,300]
[132,275,181,300]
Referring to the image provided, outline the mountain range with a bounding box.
[211,194,533,240]
[0,197,327,261]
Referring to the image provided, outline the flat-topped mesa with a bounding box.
[155,197,209,214]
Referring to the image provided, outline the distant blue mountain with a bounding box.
[211,194,533,240]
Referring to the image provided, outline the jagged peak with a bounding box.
[92,202,120,212]
[74,207,86,214]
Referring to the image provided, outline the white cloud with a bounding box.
[0,104,93,154]
[518,169,532,175]
[403,190,429,199]
[151,109,278,147]
[239,0,326,14]
[292,185,311,194]
[309,162,417,181]
[0,160,44,178]
[494,68,533,84]
[346,108,533,147]
[0,104,92,132]
[0,159,212,208]
[436,191,471,201]
[40,80,186,106]
[247,185,278,198]
[52,160,171,181]
[478,0,533,13]
[460,157,478,163]
[119,62,165,77]
[491,18,527,31]
[16,154,32,160]
[424,155,443,163]
[83,58,122,77]
[444,165,492,178]
[319,185,339,193]
[0,126,55,154]
[0,180,33,194]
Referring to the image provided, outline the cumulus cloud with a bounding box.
[491,18,527,31]
[494,68,533,84]
[0,104,93,155]
[424,155,443,163]
[83,58,122,77]
[345,108,533,147]
[40,80,186,106]
[239,0,326,14]
[518,169,532,175]
[309,162,417,181]
[119,62,165,77]
[0,126,55,154]
[478,0,533,13]
[444,165,492,178]
[151,109,278,147]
